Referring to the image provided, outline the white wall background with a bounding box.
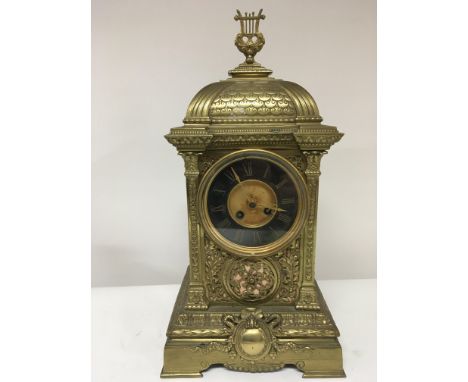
[92,0,376,287]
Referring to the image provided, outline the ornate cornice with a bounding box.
[166,124,343,151]
[209,133,296,148]
[165,127,213,152]
[293,126,343,151]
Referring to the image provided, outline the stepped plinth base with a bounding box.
[161,269,345,378]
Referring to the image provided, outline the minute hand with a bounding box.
[231,167,242,184]
[256,203,287,212]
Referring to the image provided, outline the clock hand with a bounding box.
[256,203,287,212]
[231,167,242,184]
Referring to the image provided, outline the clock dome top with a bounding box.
[183,10,322,126]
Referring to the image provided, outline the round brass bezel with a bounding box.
[198,149,307,257]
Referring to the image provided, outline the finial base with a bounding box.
[229,61,272,78]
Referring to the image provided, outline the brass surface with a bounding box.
[161,270,345,378]
[227,178,278,228]
[223,257,280,303]
[205,237,301,305]
[233,9,265,65]
[239,328,267,356]
[183,78,323,125]
[163,9,345,378]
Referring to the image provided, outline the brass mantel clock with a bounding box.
[162,9,345,378]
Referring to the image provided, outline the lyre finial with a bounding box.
[234,9,266,64]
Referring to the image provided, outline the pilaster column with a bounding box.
[296,150,326,310]
[180,152,208,310]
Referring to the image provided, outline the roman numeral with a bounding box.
[210,204,226,213]
[224,171,235,183]
[263,163,271,179]
[253,231,261,245]
[218,218,232,228]
[234,230,245,243]
[275,177,288,190]
[242,160,253,176]
[269,226,280,238]
[280,197,295,205]
[212,187,226,194]
[277,213,292,225]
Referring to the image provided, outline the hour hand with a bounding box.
[257,203,287,212]
[231,167,242,184]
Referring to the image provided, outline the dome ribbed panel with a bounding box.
[208,81,297,124]
[184,82,230,124]
[183,78,322,125]
[280,81,322,122]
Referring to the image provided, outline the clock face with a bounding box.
[200,150,306,255]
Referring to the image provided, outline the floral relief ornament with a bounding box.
[228,259,277,301]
